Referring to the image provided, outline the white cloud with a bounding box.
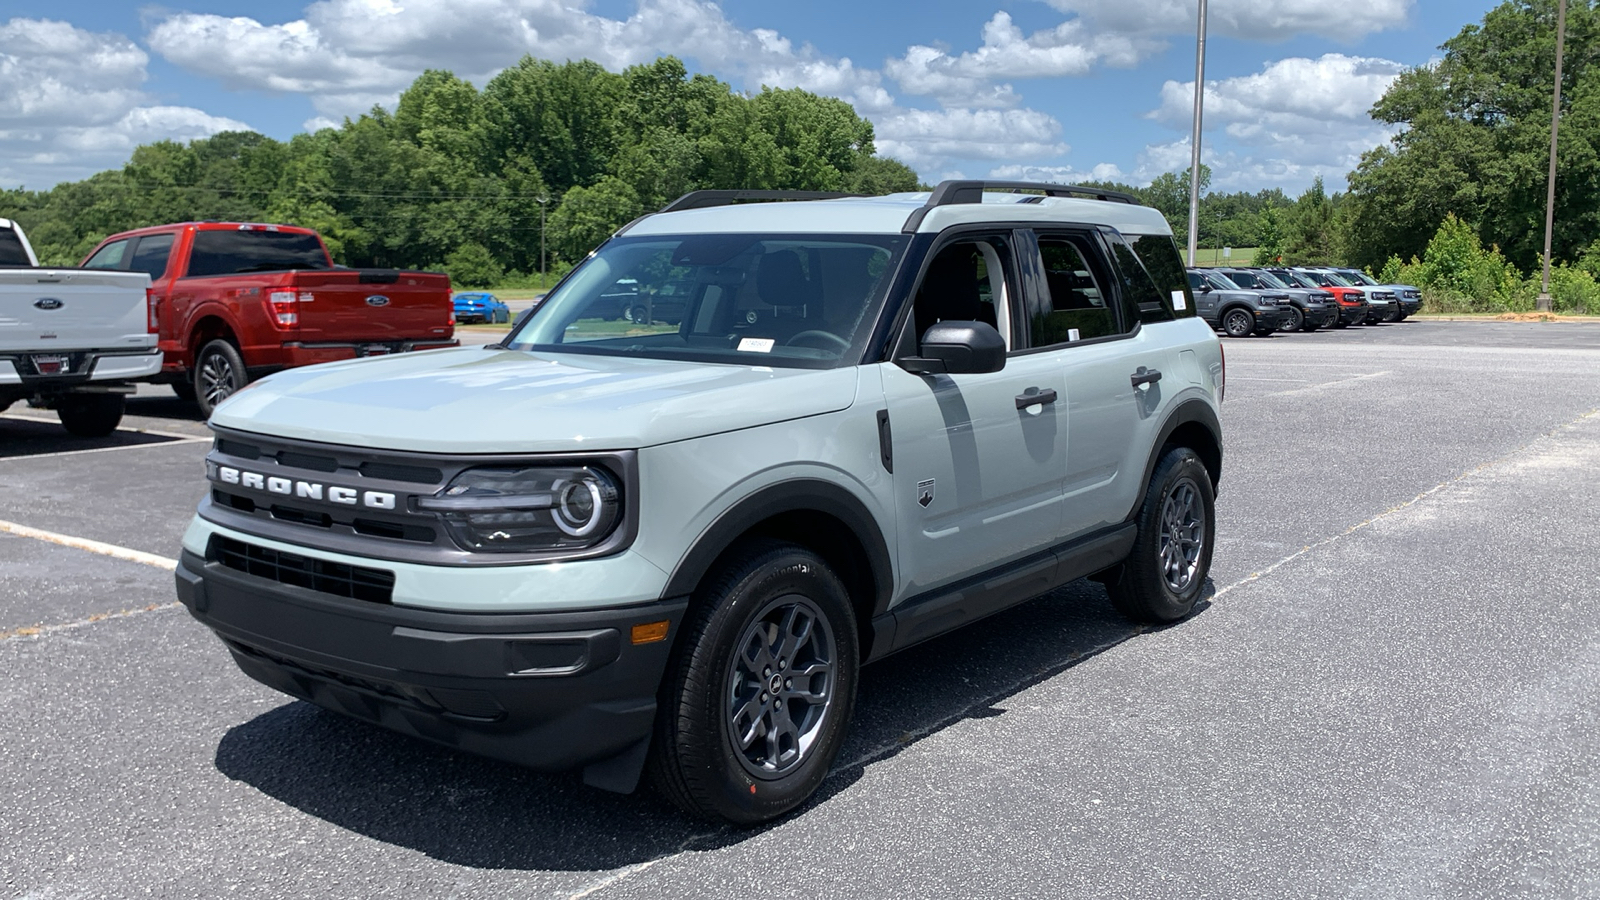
[1147,53,1404,182]
[885,12,1156,108]
[0,18,251,188]
[988,162,1128,184]
[1042,0,1413,42]
[874,107,1069,170]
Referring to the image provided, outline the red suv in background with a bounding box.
[81,223,455,415]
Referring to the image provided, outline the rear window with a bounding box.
[185,230,330,278]
[1114,232,1194,321]
[0,228,33,266]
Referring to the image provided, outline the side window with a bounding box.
[128,234,175,280]
[1109,231,1191,323]
[1032,234,1121,346]
[911,236,1016,350]
[83,239,130,270]
[0,229,31,266]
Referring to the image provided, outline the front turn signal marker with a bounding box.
[631,621,670,645]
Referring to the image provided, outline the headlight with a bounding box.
[418,465,622,552]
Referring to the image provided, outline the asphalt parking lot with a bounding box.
[4,320,1599,898]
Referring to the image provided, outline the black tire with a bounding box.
[170,380,196,402]
[1222,308,1254,338]
[1383,304,1400,323]
[1107,447,1215,624]
[1331,314,1348,329]
[193,339,248,418]
[1279,307,1304,332]
[648,540,859,825]
[625,306,645,325]
[57,393,125,438]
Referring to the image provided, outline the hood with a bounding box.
[210,346,859,453]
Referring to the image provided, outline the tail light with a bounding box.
[269,291,308,328]
[146,287,159,333]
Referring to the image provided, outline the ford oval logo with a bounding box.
[34,298,64,310]
[365,295,390,307]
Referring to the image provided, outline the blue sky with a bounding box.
[2,0,1503,194]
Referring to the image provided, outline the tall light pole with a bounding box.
[536,193,550,289]
[1537,0,1568,313]
[1186,0,1208,263]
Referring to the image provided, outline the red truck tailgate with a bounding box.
[284,270,452,342]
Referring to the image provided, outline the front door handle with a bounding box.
[1015,387,1058,409]
[1131,367,1162,388]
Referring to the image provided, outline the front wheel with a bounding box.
[1107,447,1216,623]
[194,339,248,418]
[1279,307,1304,332]
[1222,308,1254,338]
[57,394,125,437]
[648,540,859,825]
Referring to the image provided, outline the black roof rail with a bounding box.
[659,190,864,213]
[902,179,1144,232]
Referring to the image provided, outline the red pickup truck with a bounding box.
[80,223,456,415]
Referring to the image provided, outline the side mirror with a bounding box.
[1197,283,1212,293]
[899,321,1006,375]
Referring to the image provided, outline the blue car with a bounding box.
[452,291,510,324]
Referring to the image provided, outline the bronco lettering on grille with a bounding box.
[213,465,397,510]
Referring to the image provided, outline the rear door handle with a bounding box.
[1016,387,1058,409]
[1131,367,1162,388]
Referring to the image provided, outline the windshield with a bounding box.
[1252,270,1291,289]
[506,233,907,368]
[1223,270,1263,289]
[1341,269,1378,285]
[1204,271,1242,291]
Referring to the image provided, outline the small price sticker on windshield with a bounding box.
[1171,290,1187,311]
[737,337,775,353]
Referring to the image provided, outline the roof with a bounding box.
[623,191,1175,239]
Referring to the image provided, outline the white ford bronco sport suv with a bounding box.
[175,181,1225,824]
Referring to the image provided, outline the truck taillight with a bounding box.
[146,287,158,333]
[269,290,306,328]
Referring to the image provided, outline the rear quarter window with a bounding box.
[1111,232,1195,322]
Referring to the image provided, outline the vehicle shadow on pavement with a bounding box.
[213,577,1214,872]
[0,414,186,458]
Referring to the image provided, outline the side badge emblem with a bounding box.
[917,478,935,508]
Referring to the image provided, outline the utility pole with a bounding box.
[1538,0,1567,313]
[536,193,550,290]
[1186,0,1208,263]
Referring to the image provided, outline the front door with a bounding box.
[883,235,1067,599]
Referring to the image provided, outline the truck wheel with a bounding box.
[57,394,126,438]
[1107,446,1215,624]
[648,540,859,825]
[194,339,247,418]
[1222,308,1254,338]
[1279,307,1304,332]
[170,381,196,402]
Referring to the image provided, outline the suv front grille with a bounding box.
[209,535,394,603]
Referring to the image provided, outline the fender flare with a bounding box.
[661,478,894,615]
[1128,398,1223,522]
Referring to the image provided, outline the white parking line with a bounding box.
[0,519,178,571]
[1265,371,1391,397]
[0,437,209,463]
[0,411,208,441]
[0,602,180,642]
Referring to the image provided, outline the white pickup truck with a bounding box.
[0,219,161,436]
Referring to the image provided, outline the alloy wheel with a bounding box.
[1158,478,1205,593]
[725,595,837,779]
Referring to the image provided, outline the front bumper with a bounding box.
[1253,308,1289,331]
[1335,304,1367,324]
[1299,306,1336,327]
[174,547,687,789]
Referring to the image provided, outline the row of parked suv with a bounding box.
[1186,265,1422,338]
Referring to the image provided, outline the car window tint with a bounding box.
[83,239,130,270]
[185,230,330,277]
[1034,236,1121,345]
[914,237,1015,350]
[128,233,175,279]
[1111,232,1188,324]
[0,228,30,266]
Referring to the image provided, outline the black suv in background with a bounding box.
[1187,267,1289,337]
[1216,267,1335,333]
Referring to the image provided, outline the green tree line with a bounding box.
[0,56,919,286]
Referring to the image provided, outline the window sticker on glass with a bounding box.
[1171,290,1187,311]
[737,337,775,353]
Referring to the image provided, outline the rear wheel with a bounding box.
[194,339,248,418]
[170,381,196,402]
[1222,308,1254,338]
[1107,446,1215,623]
[57,394,125,438]
[648,540,859,825]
